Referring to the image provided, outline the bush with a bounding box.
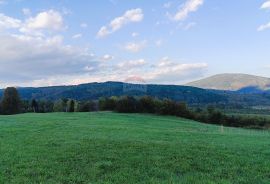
[138,96,156,113]
[99,97,118,111]
[76,101,97,112]
[115,96,138,113]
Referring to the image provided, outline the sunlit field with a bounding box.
[1,112,270,184]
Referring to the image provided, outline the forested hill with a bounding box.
[1,81,270,107]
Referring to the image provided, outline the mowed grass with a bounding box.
[0,112,270,184]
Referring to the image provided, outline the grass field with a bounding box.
[0,112,270,184]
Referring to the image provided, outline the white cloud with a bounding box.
[0,10,64,36]
[97,8,143,38]
[72,34,82,39]
[145,58,208,84]
[0,14,21,29]
[257,22,270,31]
[102,54,114,61]
[173,0,204,21]
[24,10,63,31]
[0,34,98,86]
[97,26,110,38]
[124,40,147,53]
[117,59,146,69]
[261,1,270,9]
[0,10,207,87]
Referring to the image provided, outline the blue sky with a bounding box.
[0,0,270,87]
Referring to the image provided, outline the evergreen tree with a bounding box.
[1,87,21,115]
[31,99,38,113]
[67,99,75,112]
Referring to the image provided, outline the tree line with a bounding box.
[99,96,270,129]
[1,87,269,129]
[0,87,97,114]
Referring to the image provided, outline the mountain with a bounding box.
[187,73,270,92]
[0,82,227,105]
[1,81,270,108]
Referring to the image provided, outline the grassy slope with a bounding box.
[0,112,270,184]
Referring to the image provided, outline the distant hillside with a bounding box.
[0,82,227,105]
[187,73,270,92]
[1,81,270,107]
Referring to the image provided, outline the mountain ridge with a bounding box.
[1,80,270,107]
[187,73,270,91]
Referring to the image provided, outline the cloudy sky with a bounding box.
[0,0,270,87]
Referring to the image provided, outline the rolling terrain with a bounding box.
[0,112,270,183]
[187,73,270,92]
[1,81,270,107]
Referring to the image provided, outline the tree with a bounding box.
[76,101,96,112]
[1,87,21,115]
[139,96,156,113]
[115,96,138,113]
[159,99,177,115]
[53,99,65,112]
[99,97,117,111]
[38,100,54,113]
[67,99,75,112]
[31,99,38,113]
[62,98,68,112]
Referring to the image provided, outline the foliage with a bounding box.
[99,96,270,129]
[31,99,38,113]
[67,99,75,112]
[75,101,97,112]
[0,87,21,115]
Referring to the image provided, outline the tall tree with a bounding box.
[53,99,65,112]
[31,99,38,113]
[1,87,21,115]
[67,99,75,112]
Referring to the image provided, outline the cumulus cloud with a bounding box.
[124,40,147,52]
[261,0,270,9]
[258,22,270,31]
[173,0,204,21]
[0,14,21,29]
[24,10,63,31]
[259,1,270,31]
[0,10,64,36]
[97,8,143,38]
[0,34,98,86]
[145,58,208,84]
[0,9,207,87]
[101,57,208,85]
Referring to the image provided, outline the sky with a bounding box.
[0,0,270,87]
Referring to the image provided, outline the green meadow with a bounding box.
[0,112,270,184]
